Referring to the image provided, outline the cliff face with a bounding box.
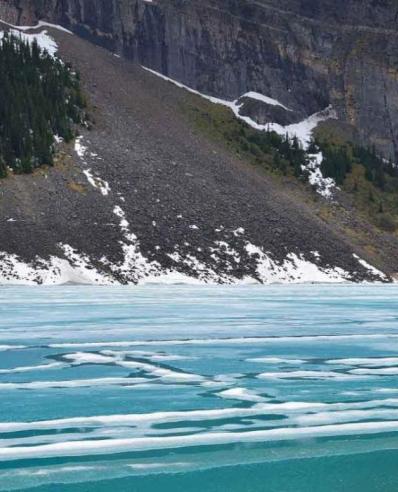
[1,0,398,160]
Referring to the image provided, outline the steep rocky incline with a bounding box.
[0,23,391,284]
[1,0,398,160]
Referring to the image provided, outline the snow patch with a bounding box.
[74,137,87,159]
[0,240,380,285]
[0,246,112,286]
[353,254,387,280]
[0,28,58,57]
[75,137,111,196]
[83,169,111,196]
[240,91,291,111]
[245,243,351,284]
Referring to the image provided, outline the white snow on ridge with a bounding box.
[273,106,337,148]
[142,67,338,198]
[240,91,291,111]
[141,67,333,149]
[0,19,73,35]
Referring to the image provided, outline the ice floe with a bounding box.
[216,387,266,402]
[63,350,205,384]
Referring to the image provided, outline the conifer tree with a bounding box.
[0,33,86,177]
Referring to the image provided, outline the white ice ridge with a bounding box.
[142,66,338,198]
[49,332,398,349]
[0,377,148,391]
[0,345,26,352]
[63,351,205,383]
[1,420,398,461]
[216,387,266,402]
[257,370,369,381]
[0,362,65,374]
[3,397,398,433]
[327,357,398,367]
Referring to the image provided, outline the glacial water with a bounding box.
[1,285,398,491]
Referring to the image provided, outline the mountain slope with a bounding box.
[1,0,397,160]
[0,22,393,284]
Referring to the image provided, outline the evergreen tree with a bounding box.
[0,33,86,177]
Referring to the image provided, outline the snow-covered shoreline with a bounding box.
[0,246,388,286]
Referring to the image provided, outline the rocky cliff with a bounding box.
[1,0,398,160]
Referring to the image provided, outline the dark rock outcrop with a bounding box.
[1,0,398,159]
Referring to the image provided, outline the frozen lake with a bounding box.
[0,285,398,491]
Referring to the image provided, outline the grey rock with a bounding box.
[2,0,397,158]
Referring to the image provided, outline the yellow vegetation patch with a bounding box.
[67,181,87,194]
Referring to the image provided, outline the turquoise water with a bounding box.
[1,285,398,491]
